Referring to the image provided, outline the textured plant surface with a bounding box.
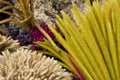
[35,0,120,80]
[34,0,86,24]
[0,49,72,80]
[9,26,33,46]
[0,34,19,53]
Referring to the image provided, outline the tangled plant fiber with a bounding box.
[0,49,72,80]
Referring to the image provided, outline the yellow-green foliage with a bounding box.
[36,0,120,80]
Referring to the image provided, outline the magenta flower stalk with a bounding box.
[67,54,85,80]
[30,22,54,42]
[30,22,55,50]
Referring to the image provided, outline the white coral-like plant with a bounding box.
[0,35,19,53]
[0,49,72,80]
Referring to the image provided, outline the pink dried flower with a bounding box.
[30,22,55,50]
[30,22,54,42]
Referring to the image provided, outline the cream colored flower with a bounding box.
[0,49,72,80]
[0,35,19,53]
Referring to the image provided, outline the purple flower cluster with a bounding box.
[9,27,33,46]
[30,23,55,50]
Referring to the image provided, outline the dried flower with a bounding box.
[0,0,35,31]
[0,34,19,53]
[9,26,33,46]
[0,49,72,80]
[30,22,54,42]
[30,23,55,50]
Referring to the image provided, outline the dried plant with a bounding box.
[0,34,19,53]
[35,0,120,80]
[0,0,35,31]
[0,49,72,80]
[0,0,87,30]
